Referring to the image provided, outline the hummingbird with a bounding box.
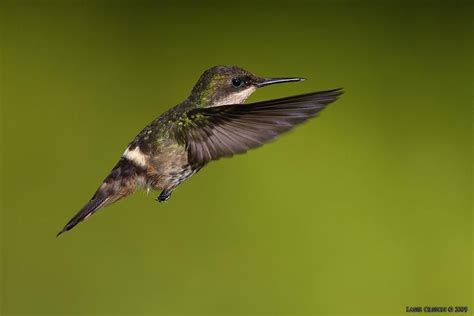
[57,65,343,236]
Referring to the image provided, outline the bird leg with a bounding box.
[157,189,173,203]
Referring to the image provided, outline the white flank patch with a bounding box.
[123,146,147,167]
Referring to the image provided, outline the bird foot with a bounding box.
[157,190,172,203]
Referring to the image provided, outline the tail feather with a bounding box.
[56,195,111,236]
[57,157,144,236]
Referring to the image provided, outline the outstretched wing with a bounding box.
[173,88,343,166]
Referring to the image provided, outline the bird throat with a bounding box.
[209,87,256,107]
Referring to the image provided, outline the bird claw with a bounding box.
[157,190,172,203]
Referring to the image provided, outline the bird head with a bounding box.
[188,65,304,107]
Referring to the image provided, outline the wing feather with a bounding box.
[175,88,343,166]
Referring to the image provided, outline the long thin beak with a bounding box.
[256,77,305,87]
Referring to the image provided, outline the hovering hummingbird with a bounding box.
[57,65,343,235]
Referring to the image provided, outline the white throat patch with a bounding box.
[212,87,256,107]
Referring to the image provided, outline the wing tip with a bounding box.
[308,87,344,107]
[320,87,344,97]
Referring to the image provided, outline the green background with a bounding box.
[1,1,472,315]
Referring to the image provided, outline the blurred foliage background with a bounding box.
[1,0,472,315]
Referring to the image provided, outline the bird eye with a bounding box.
[231,78,243,87]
